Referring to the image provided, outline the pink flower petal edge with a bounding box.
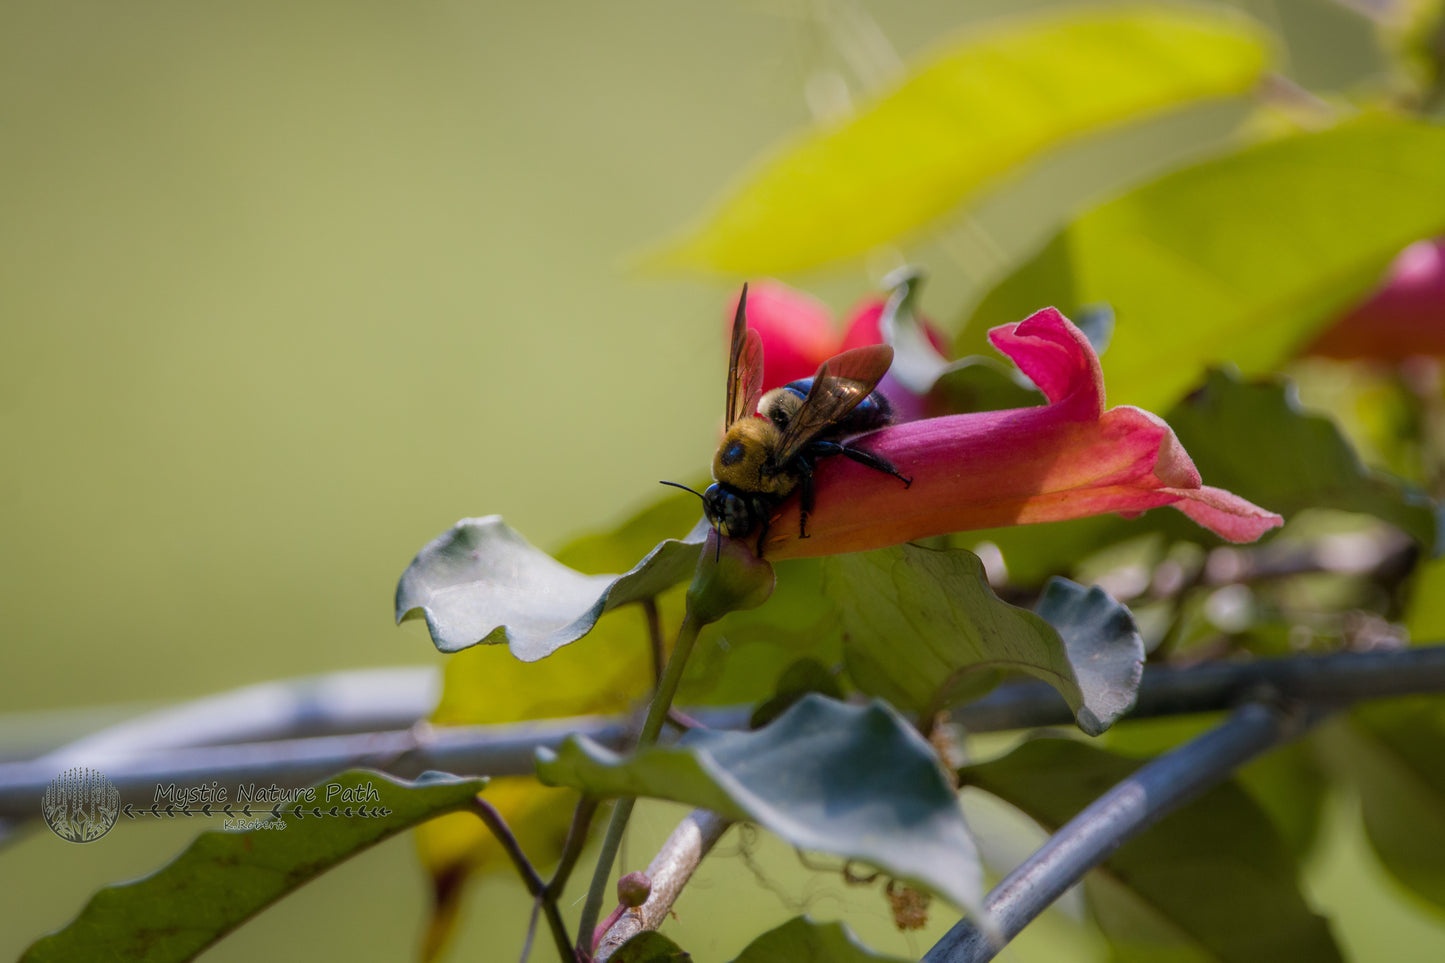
[761,307,1283,560]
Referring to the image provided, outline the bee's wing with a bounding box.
[725,284,764,428]
[773,345,894,465]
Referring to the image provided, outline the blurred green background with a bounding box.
[3,0,1444,959]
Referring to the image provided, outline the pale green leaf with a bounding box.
[963,118,1445,411]
[395,514,704,659]
[650,5,1271,274]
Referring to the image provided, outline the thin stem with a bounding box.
[576,612,706,958]
[665,708,704,731]
[470,796,546,895]
[952,643,1445,732]
[519,899,541,963]
[469,796,574,962]
[0,707,754,822]
[538,900,573,963]
[576,797,635,959]
[924,701,1312,962]
[641,614,709,745]
[643,598,665,687]
[546,797,600,900]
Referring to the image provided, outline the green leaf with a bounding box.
[1234,741,1330,862]
[536,694,983,916]
[612,931,693,962]
[395,514,704,659]
[1327,696,1445,911]
[749,656,846,728]
[682,557,842,708]
[648,5,1271,274]
[826,544,1142,735]
[1405,557,1445,641]
[22,770,486,963]
[963,118,1445,411]
[731,917,910,963]
[1166,368,1438,549]
[1036,578,1146,734]
[961,739,1343,963]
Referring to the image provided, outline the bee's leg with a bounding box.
[808,440,913,488]
[752,495,772,557]
[798,462,817,539]
[849,446,912,488]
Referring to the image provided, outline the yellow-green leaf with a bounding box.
[961,117,1445,411]
[649,4,1271,275]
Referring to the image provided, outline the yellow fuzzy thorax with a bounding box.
[712,418,798,498]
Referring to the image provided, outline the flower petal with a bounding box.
[1163,486,1286,543]
[760,307,1282,559]
[734,281,841,389]
[840,298,952,356]
[986,307,1104,420]
[841,296,951,422]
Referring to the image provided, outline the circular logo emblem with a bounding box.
[43,767,120,843]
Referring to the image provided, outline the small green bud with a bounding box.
[685,530,775,625]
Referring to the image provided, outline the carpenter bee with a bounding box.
[668,285,911,555]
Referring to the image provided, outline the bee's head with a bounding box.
[658,479,757,543]
[703,483,756,539]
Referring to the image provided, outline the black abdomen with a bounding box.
[781,378,893,434]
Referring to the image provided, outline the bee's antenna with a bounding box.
[658,480,705,501]
[659,481,722,557]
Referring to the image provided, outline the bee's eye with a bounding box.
[703,485,754,538]
[702,484,728,523]
[720,441,746,466]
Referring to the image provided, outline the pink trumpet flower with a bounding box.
[732,280,948,413]
[761,307,1282,560]
[730,282,840,389]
